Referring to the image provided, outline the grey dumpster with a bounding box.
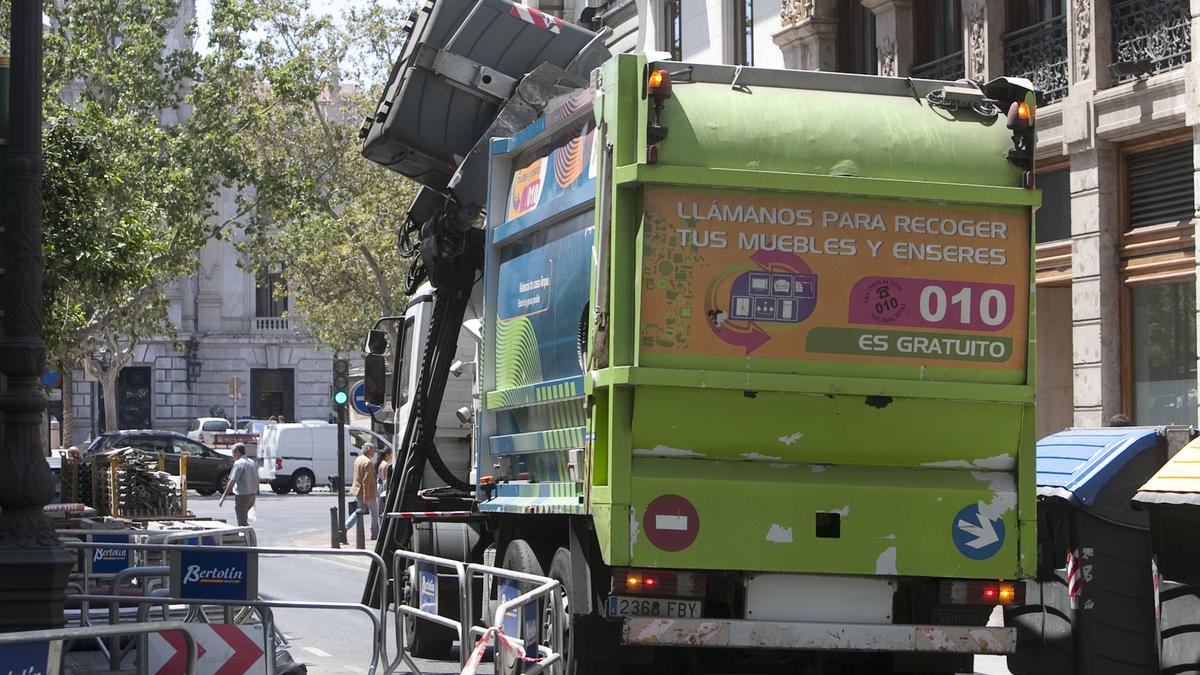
[1007,426,1175,675]
[1133,434,1200,674]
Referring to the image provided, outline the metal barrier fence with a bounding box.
[0,621,199,675]
[388,549,564,675]
[58,524,258,668]
[62,540,391,675]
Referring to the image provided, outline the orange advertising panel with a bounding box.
[639,186,1030,371]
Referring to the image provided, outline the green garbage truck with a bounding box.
[358,1,1041,671]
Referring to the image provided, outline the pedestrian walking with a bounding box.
[346,443,379,539]
[219,443,259,526]
[375,447,393,522]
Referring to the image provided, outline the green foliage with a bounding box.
[214,0,419,351]
[32,0,250,375]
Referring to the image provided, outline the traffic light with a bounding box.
[332,358,350,406]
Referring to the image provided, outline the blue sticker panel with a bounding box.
[498,580,540,657]
[418,566,437,615]
[91,534,132,575]
[175,549,255,601]
[0,642,52,675]
[951,503,1006,561]
[499,580,521,636]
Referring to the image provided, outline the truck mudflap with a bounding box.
[621,617,1015,654]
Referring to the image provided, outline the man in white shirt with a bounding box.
[219,443,259,526]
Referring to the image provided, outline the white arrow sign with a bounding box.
[957,513,1000,550]
[148,624,265,675]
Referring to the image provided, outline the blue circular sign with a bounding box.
[951,503,1005,560]
[351,381,381,415]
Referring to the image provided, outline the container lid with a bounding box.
[1036,427,1163,505]
[1134,436,1200,506]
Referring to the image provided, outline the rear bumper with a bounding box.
[622,618,1015,654]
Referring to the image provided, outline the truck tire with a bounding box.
[1160,581,1200,674]
[290,469,314,495]
[546,548,609,675]
[1004,573,1073,675]
[501,540,545,674]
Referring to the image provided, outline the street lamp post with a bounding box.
[0,0,74,631]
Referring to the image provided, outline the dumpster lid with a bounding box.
[1133,436,1200,507]
[1036,427,1164,506]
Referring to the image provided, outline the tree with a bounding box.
[17,0,258,433]
[214,0,418,352]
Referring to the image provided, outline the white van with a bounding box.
[257,422,392,494]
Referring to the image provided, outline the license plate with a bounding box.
[607,595,701,619]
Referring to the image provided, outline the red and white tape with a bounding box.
[460,626,527,675]
[509,3,563,33]
[1066,549,1081,609]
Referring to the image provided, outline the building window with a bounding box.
[911,0,963,80]
[256,263,288,317]
[1036,167,1071,243]
[663,0,681,60]
[1003,0,1067,103]
[1126,142,1193,230]
[732,0,753,65]
[1131,282,1197,426]
[117,366,152,430]
[837,0,876,74]
[1111,0,1190,82]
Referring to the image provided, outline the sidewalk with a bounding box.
[63,648,134,674]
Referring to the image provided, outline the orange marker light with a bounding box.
[999,584,1016,603]
[1017,101,1032,122]
[648,69,672,99]
[626,574,641,587]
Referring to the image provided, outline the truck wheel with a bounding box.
[290,469,314,495]
[547,547,608,675]
[500,540,545,674]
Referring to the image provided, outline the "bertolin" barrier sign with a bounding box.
[88,533,132,575]
[169,548,258,602]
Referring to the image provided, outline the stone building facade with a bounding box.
[571,0,1199,438]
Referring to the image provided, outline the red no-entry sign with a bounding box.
[643,494,700,552]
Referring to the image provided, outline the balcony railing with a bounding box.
[1112,0,1190,82]
[253,316,298,333]
[1003,15,1069,103]
[911,50,965,81]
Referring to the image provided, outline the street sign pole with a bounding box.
[337,404,347,545]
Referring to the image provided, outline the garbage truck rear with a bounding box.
[357,2,1041,672]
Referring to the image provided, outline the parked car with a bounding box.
[186,417,231,445]
[86,430,234,496]
[257,422,392,495]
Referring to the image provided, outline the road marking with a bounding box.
[302,646,332,658]
[343,665,366,673]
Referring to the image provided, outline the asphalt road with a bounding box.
[188,491,1011,675]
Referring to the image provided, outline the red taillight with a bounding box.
[275,458,283,471]
[612,568,706,598]
[939,580,1024,606]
